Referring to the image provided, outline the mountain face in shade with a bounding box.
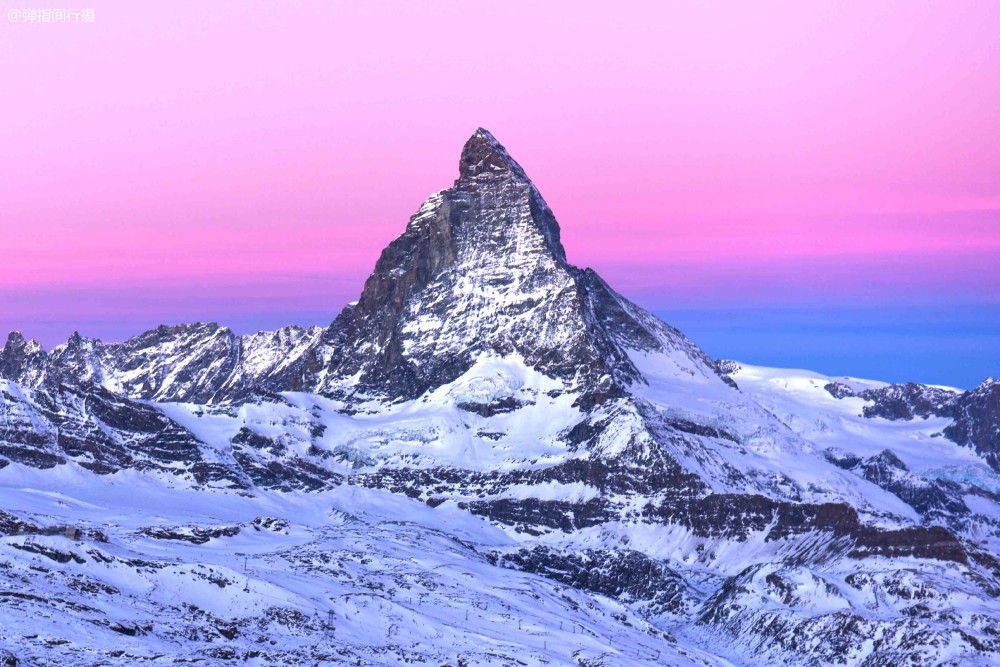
[0,332,46,386]
[1,130,999,666]
[945,378,1000,471]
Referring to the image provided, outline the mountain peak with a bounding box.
[456,128,566,263]
[0,330,47,384]
[312,129,722,402]
[458,128,529,181]
[2,331,42,356]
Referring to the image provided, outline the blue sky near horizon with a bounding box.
[653,304,1000,390]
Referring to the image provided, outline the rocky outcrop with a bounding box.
[823,381,855,399]
[491,547,696,616]
[642,493,966,563]
[825,449,970,518]
[0,332,47,386]
[857,382,958,420]
[945,378,1000,472]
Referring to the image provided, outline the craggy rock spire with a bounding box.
[318,128,718,401]
[458,127,531,180]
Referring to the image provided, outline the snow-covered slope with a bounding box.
[1,474,731,666]
[2,129,999,666]
[3,357,998,665]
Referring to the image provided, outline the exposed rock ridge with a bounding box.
[0,323,324,404]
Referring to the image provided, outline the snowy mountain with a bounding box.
[1,129,998,666]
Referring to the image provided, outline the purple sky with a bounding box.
[2,1,999,384]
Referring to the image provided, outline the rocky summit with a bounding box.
[1,130,999,666]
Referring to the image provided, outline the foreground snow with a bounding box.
[0,473,730,666]
[1,357,999,665]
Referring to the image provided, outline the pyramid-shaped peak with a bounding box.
[459,128,529,181]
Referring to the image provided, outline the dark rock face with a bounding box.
[859,448,909,484]
[462,498,612,534]
[359,451,705,504]
[492,547,696,615]
[945,378,1000,471]
[0,332,47,386]
[141,524,242,545]
[230,437,340,492]
[662,415,739,443]
[850,525,966,563]
[0,509,39,536]
[713,359,741,389]
[858,383,957,420]
[642,494,966,563]
[823,382,855,399]
[824,449,970,518]
[456,396,526,417]
[715,360,741,376]
[823,378,961,422]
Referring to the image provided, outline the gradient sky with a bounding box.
[2,1,999,387]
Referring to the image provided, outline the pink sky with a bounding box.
[2,1,999,344]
